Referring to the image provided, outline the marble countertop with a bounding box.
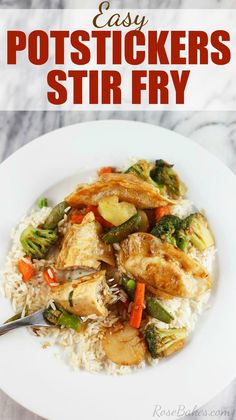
[0,1,236,420]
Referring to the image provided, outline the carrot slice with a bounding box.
[85,205,99,215]
[43,268,59,288]
[18,257,35,283]
[70,213,85,224]
[155,206,171,221]
[129,282,145,329]
[98,166,113,176]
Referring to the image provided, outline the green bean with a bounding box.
[146,298,174,324]
[43,202,67,229]
[103,213,142,244]
[43,303,82,332]
[37,197,48,209]
[4,305,29,324]
[176,236,189,253]
[4,313,21,324]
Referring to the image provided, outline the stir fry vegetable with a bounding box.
[43,302,82,332]
[126,159,187,200]
[121,275,136,300]
[103,213,142,244]
[98,196,137,227]
[43,201,67,229]
[4,306,29,324]
[20,225,58,259]
[146,298,174,324]
[43,268,59,287]
[86,206,113,228]
[4,313,22,323]
[70,213,84,224]
[137,210,149,232]
[145,324,187,358]
[18,257,35,283]
[125,159,157,187]
[151,215,181,247]
[129,282,145,329]
[69,206,113,228]
[37,197,48,209]
[151,160,187,199]
[151,212,214,253]
[98,166,113,176]
[102,323,146,365]
[181,213,215,252]
[175,230,189,252]
[155,206,171,221]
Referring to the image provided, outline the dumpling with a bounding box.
[56,212,115,270]
[65,173,173,209]
[118,232,211,298]
[50,270,109,317]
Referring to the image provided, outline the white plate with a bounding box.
[0,120,236,420]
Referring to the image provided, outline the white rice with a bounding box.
[171,198,195,218]
[0,199,216,375]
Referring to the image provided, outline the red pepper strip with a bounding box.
[43,268,59,288]
[18,257,35,283]
[70,213,85,224]
[86,206,113,228]
[70,206,113,228]
[155,206,171,222]
[98,166,113,176]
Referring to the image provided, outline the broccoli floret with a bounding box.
[126,159,187,199]
[151,215,181,247]
[176,236,189,252]
[151,159,187,199]
[176,229,190,252]
[20,225,58,259]
[145,323,187,358]
[182,213,214,252]
[125,160,157,187]
[151,212,214,253]
[125,159,187,199]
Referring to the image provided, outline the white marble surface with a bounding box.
[0,1,236,420]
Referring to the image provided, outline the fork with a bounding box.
[0,309,50,336]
